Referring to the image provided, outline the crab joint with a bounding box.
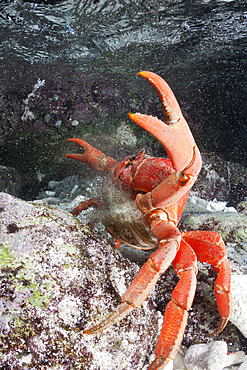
[175,171,190,183]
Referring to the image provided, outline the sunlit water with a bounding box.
[1,1,246,71]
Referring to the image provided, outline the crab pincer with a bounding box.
[129,71,202,176]
[65,138,117,173]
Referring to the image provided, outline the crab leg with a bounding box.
[65,138,117,173]
[70,197,100,216]
[84,217,198,370]
[129,71,202,176]
[136,170,196,220]
[83,216,181,335]
[182,230,231,334]
[148,239,198,370]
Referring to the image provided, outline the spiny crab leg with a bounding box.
[182,230,231,335]
[70,197,100,217]
[129,71,202,176]
[84,302,133,334]
[65,138,117,173]
[84,218,182,338]
[84,215,199,370]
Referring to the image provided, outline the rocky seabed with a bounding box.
[1,176,247,369]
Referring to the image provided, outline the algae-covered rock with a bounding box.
[180,211,247,244]
[0,192,158,369]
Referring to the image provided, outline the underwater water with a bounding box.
[0,0,247,197]
[1,2,247,365]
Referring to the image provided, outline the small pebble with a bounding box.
[55,120,62,128]
[58,191,67,199]
[174,346,187,369]
[71,119,79,127]
[48,181,60,189]
[239,359,247,370]
[71,184,79,194]
[184,341,245,370]
[45,191,56,197]
[225,351,247,367]
[18,353,32,365]
[230,275,247,337]
[44,113,51,123]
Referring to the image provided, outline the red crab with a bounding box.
[66,71,231,369]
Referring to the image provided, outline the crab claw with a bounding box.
[65,138,117,173]
[128,71,202,177]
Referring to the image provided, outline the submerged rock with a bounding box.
[230,275,247,338]
[181,193,247,256]
[0,192,158,369]
[1,192,246,369]
[184,341,245,370]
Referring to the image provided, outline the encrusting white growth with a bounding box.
[21,78,45,121]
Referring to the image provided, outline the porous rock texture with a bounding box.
[0,192,158,370]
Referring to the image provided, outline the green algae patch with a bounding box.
[26,283,49,308]
[0,243,19,269]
